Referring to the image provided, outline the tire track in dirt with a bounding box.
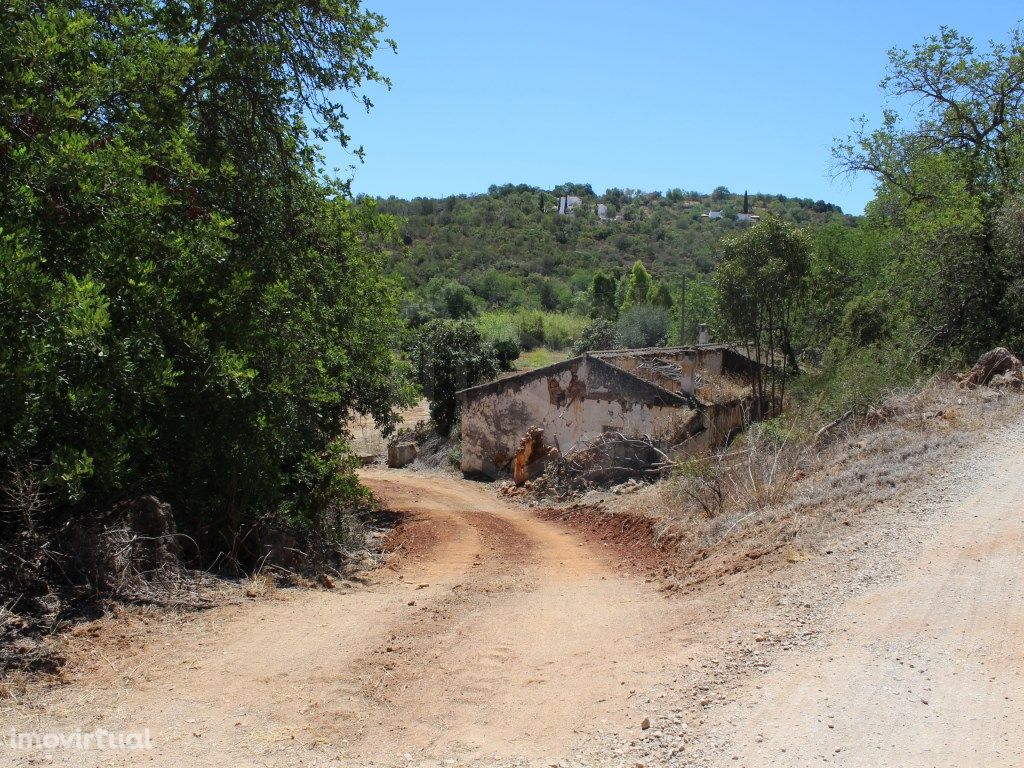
[342,468,673,763]
[2,468,679,768]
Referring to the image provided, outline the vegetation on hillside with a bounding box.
[376,184,849,323]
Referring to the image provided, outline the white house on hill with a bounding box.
[557,195,582,215]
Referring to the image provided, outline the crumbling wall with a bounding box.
[668,398,747,460]
[460,357,696,479]
[600,348,725,395]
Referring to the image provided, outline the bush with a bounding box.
[412,320,500,436]
[0,1,408,567]
[816,342,924,417]
[542,313,589,351]
[615,305,673,348]
[422,278,479,319]
[572,318,618,355]
[477,311,521,370]
[517,311,546,350]
[491,336,520,371]
[841,292,890,346]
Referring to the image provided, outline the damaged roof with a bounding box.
[456,346,729,408]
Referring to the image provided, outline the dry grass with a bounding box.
[694,371,751,404]
[617,382,1024,565]
[244,571,279,599]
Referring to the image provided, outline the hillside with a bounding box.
[374,184,853,313]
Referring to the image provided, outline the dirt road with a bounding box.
[4,421,1024,767]
[694,432,1024,766]
[2,469,682,767]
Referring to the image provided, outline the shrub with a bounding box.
[542,313,588,351]
[0,1,408,565]
[491,336,520,371]
[817,342,924,417]
[572,318,618,355]
[477,311,521,370]
[615,305,673,348]
[412,319,500,436]
[517,311,546,350]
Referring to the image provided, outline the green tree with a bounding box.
[413,320,499,437]
[716,218,810,409]
[677,275,717,344]
[797,222,894,353]
[572,318,618,355]
[651,282,674,310]
[589,270,618,319]
[423,278,479,319]
[615,306,673,349]
[0,0,410,564]
[621,261,654,311]
[833,25,1024,360]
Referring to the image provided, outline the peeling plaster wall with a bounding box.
[460,357,697,479]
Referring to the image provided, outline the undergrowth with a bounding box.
[620,381,1024,564]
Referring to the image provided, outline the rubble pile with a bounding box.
[499,430,669,503]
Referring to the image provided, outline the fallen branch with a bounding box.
[813,410,854,446]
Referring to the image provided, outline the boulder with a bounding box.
[387,441,418,468]
[990,371,1023,390]
[959,347,1023,388]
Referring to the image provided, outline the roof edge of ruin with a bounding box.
[456,352,702,407]
[586,356,698,407]
[456,355,587,399]
[588,342,732,358]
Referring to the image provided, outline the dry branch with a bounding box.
[813,410,854,445]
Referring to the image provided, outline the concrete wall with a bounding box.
[460,357,701,479]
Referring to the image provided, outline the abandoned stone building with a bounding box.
[457,344,761,479]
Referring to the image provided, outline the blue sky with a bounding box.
[328,1,1024,215]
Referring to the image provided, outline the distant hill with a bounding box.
[372,183,854,314]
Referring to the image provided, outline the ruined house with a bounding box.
[457,344,762,479]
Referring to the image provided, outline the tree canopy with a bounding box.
[716,217,810,407]
[0,0,411,563]
[833,26,1024,359]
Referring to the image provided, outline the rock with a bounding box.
[387,441,418,468]
[641,717,651,730]
[990,371,1023,390]
[959,347,1023,388]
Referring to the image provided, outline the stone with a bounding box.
[387,441,418,468]
[959,347,1023,388]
